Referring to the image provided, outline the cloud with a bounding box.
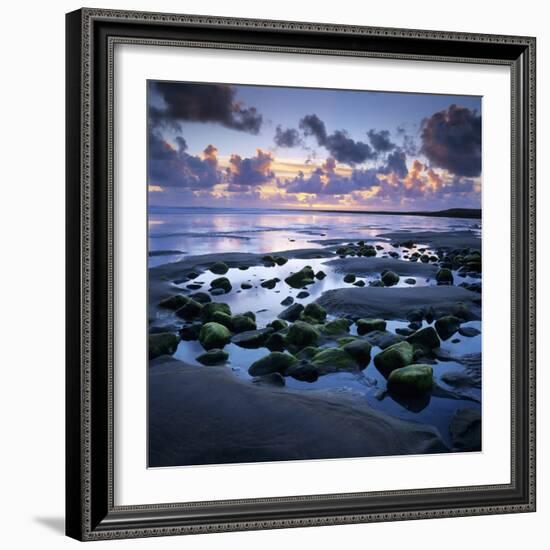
[274,125,302,148]
[147,131,222,189]
[367,129,396,153]
[149,81,263,134]
[227,149,275,188]
[380,149,408,178]
[299,114,375,165]
[420,104,481,177]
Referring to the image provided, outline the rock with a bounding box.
[201,302,232,322]
[231,315,257,333]
[238,265,249,271]
[337,336,357,346]
[425,306,436,324]
[353,280,366,287]
[449,408,481,451]
[406,326,441,349]
[363,330,404,349]
[286,321,320,349]
[196,348,229,365]
[404,278,416,285]
[278,303,304,321]
[209,261,229,275]
[268,319,287,332]
[232,328,274,349]
[451,338,461,344]
[406,309,424,323]
[248,352,297,376]
[243,311,256,321]
[357,318,387,335]
[186,283,202,290]
[296,291,310,299]
[241,282,253,290]
[285,363,319,382]
[369,279,385,287]
[210,288,226,296]
[311,347,359,374]
[458,326,481,337]
[149,324,180,335]
[373,341,414,377]
[158,295,189,310]
[179,323,202,341]
[322,318,351,336]
[175,299,203,320]
[149,332,179,359]
[186,271,199,279]
[210,276,232,293]
[344,273,356,283]
[280,296,294,307]
[265,332,286,351]
[252,372,286,387]
[381,270,399,286]
[285,266,315,288]
[211,310,233,329]
[274,256,288,266]
[395,327,415,336]
[435,315,462,340]
[261,278,278,289]
[198,322,232,350]
[342,339,372,366]
[315,270,327,280]
[387,364,433,395]
[436,268,454,285]
[188,292,211,304]
[303,302,327,322]
[452,302,473,320]
[420,254,430,263]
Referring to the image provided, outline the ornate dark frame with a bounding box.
[66,7,536,541]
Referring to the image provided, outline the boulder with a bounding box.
[458,326,481,337]
[363,330,404,349]
[188,292,212,304]
[344,273,356,283]
[387,364,434,395]
[285,363,319,382]
[353,280,366,287]
[149,332,179,359]
[231,315,257,333]
[406,326,441,349]
[210,276,232,293]
[280,296,294,306]
[357,318,387,335]
[342,339,372,366]
[286,321,320,349]
[209,261,229,275]
[278,303,304,321]
[285,266,315,288]
[373,341,414,377]
[158,294,189,310]
[435,315,462,340]
[196,348,229,365]
[265,332,286,351]
[174,299,203,320]
[179,322,202,341]
[261,278,278,289]
[381,270,399,286]
[303,302,327,322]
[322,318,351,336]
[231,328,274,349]
[315,270,327,280]
[252,372,286,387]
[436,268,454,285]
[404,278,416,285]
[211,310,233,329]
[248,352,297,376]
[241,282,253,290]
[268,319,288,332]
[201,302,231,322]
[274,256,288,266]
[295,346,321,360]
[311,347,359,374]
[198,322,232,350]
[296,291,310,299]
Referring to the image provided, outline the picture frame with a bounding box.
[65,7,536,541]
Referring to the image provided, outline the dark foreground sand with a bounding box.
[316,286,481,321]
[376,230,481,251]
[326,257,438,277]
[149,357,448,467]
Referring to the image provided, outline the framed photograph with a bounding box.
[66,8,536,541]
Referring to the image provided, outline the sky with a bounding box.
[147,80,482,211]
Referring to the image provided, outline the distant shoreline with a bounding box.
[149,205,481,220]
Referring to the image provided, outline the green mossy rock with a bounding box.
[285,266,315,289]
[387,364,433,395]
[210,277,232,293]
[342,339,372,366]
[241,282,253,290]
[158,295,189,310]
[381,270,399,286]
[265,332,286,352]
[231,328,274,349]
[209,261,229,275]
[201,302,232,322]
[303,302,327,322]
[343,273,356,283]
[261,278,278,289]
[286,321,320,349]
[179,322,202,341]
[356,318,387,335]
[295,346,321,360]
[436,267,454,285]
[188,292,212,304]
[285,363,319,382]
[248,352,297,376]
[211,310,233,329]
[373,340,414,377]
[311,347,358,374]
[323,318,351,336]
[175,299,203,320]
[278,303,304,321]
[198,322,232,350]
[196,348,229,365]
[268,319,288,332]
[406,326,441,349]
[274,256,288,265]
[231,314,257,333]
[315,270,327,280]
[149,332,179,359]
[337,336,357,346]
[435,315,462,340]
[242,311,256,321]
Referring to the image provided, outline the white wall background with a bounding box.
[0,0,545,548]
